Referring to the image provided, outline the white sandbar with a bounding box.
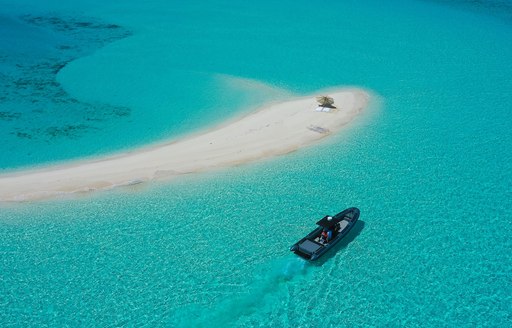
[0,88,369,202]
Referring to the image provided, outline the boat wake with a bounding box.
[172,257,310,327]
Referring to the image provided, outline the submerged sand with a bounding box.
[0,88,369,202]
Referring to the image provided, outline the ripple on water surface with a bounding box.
[1,0,512,326]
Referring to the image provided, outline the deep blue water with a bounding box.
[1,0,511,326]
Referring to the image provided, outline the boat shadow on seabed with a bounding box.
[309,220,365,266]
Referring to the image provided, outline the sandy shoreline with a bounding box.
[0,88,369,202]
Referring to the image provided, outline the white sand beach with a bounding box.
[0,88,369,202]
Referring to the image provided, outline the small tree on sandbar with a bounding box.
[316,95,336,108]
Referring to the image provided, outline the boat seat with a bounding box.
[299,239,323,254]
[338,220,349,232]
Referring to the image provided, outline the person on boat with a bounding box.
[321,227,332,243]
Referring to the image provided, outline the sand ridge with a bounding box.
[0,88,369,202]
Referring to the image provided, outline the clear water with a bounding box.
[1,0,511,326]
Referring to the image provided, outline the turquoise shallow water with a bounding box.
[1,0,512,326]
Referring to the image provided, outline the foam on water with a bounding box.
[171,257,309,328]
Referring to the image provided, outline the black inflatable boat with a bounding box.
[290,207,360,261]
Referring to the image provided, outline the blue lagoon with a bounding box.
[1,0,511,326]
